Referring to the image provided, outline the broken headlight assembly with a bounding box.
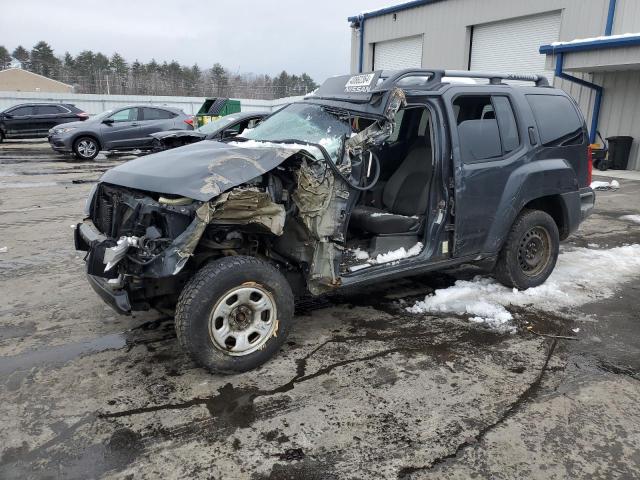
[89,183,200,277]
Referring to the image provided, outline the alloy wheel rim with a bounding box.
[208,283,277,356]
[78,140,96,157]
[517,226,551,277]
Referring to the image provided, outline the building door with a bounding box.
[470,11,560,82]
[373,35,423,70]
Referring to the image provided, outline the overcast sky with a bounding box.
[1,0,394,81]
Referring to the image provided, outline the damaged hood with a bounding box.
[100,140,300,201]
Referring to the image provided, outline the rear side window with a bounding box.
[38,105,64,115]
[141,108,175,120]
[453,95,520,163]
[526,94,584,146]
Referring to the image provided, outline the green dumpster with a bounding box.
[196,98,241,127]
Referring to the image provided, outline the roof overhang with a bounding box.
[540,33,640,73]
[348,0,446,26]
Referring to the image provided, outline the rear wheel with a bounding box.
[175,256,294,374]
[494,209,559,290]
[73,136,99,160]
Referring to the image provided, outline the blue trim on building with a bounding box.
[605,0,617,36]
[541,0,621,144]
[348,0,445,23]
[358,15,365,73]
[554,53,603,143]
[540,34,640,54]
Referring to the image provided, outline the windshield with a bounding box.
[242,103,351,162]
[197,115,240,134]
[92,109,114,121]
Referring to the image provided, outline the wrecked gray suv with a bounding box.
[75,69,595,373]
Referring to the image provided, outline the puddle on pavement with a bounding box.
[0,333,127,377]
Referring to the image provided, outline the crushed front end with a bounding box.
[75,183,205,314]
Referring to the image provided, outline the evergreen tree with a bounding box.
[12,45,30,68]
[30,41,59,77]
[0,46,11,69]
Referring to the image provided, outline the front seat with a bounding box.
[349,141,432,235]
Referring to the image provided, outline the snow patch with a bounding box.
[408,245,640,333]
[551,32,640,46]
[374,242,423,264]
[621,214,640,225]
[351,248,370,260]
[591,180,620,190]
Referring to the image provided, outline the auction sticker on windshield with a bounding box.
[345,73,376,92]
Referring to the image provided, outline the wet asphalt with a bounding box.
[0,140,639,479]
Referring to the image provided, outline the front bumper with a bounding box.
[48,134,73,152]
[86,274,132,315]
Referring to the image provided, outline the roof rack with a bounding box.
[442,70,549,87]
[379,69,549,88]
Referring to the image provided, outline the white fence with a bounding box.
[0,91,304,115]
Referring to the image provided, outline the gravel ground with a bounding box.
[1,140,639,479]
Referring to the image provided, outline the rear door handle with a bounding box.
[131,123,139,126]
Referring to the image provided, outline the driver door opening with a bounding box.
[344,106,434,272]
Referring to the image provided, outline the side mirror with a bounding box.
[221,129,238,139]
[102,118,114,125]
[4,113,12,119]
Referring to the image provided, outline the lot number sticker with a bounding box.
[345,73,376,92]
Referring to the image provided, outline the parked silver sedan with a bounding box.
[48,105,194,160]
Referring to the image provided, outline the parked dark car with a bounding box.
[48,105,193,160]
[75,69,595,373]
[150,111,267,151]
[0,103,88,142]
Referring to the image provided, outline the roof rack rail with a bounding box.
[442,70,549,87]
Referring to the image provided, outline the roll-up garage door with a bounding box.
[470,11,560,82]
[373,35,423,70]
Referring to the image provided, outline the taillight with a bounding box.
[184,117,194,127]
[587,145,593,186]
[76,112,89,120]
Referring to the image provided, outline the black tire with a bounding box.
[494,209,559,290]
[73,136,100,160]
[175,256,294,374]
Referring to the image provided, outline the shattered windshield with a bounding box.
[242,103,351,162]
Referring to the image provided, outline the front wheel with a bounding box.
[73,136,99,160]
[175,256,294,374]
[494,209,559,290]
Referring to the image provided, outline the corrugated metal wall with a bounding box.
[349,0,640,170]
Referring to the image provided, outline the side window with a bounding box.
[37,105,63,115]
[454,96,501,162]
[492,96,519,153]
[387,109,405,143]
[141,108,174,120]
[109,108,138,123]
[9,106,35,116]
[526,94,584,146]
[453,95,520,163]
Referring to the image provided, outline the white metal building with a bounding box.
[349,0,640,170]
